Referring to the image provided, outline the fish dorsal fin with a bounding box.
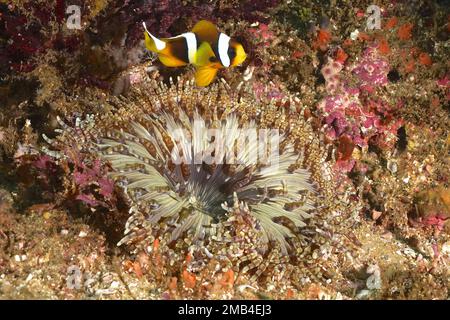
[195,41,217,67]
[192,20,219,43]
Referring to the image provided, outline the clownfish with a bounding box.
[143,20,247,87]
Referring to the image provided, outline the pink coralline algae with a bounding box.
[352,46,390,91]
[33,155,59,178]
[410,213,448,236]
[45,136,116,208]
[34,155,55,171]
[33,144,116,208]
[321,94,367,146]
[248,23,275,47]
[321,58,344,94]
[437,75,450,87]
[252,80,286,101]
[318,46,402,172]
[319,89,401,149]
[73,159,115,207]
[437,75,450,102]
[421,215,448,232]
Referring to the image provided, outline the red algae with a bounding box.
[337,135,355,161]
[182,270,197,289]
[313,28,332,50]
[397,22,414,40]
[291,50,304,59]
[219,269,235,288]
[343,38,353,47]
[419,52,432,66]
[335,48,349,64]
[358,32,372,42]
[377,37,391,55]
[384,16,398,30]
[404,60,416,73]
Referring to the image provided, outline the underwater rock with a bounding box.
[414,186,450,233]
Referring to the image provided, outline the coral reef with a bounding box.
[0,0,449,300]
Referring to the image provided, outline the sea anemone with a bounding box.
[97,79,315,255]
[43,77,332,282]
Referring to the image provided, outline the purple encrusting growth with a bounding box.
[73,159,115,207]
[34,140,116,209]
[318,46,402,172]
[352,46,390,89]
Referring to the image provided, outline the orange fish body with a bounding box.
[143,20,247,86]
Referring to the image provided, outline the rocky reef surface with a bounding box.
[0,0,449,299]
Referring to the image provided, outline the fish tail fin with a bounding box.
[195,66,219,87]
[143,22,166,53]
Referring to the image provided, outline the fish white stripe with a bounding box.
[166,33,197,64]
[218,33,231,67]
[143,22,166,51]
[181,33,197,64]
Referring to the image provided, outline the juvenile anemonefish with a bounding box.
[143,20,247,87]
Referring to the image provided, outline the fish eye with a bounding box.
[227,47,236,61]
[209,56,218,62]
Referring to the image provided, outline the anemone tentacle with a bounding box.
[93,80,316,255]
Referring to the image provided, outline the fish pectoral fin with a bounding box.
[158,54,188,67]
[192,20,219,43]
[195,42,217,67]
[195,66,219,87]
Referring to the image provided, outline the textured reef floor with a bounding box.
[0,1,449,299]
